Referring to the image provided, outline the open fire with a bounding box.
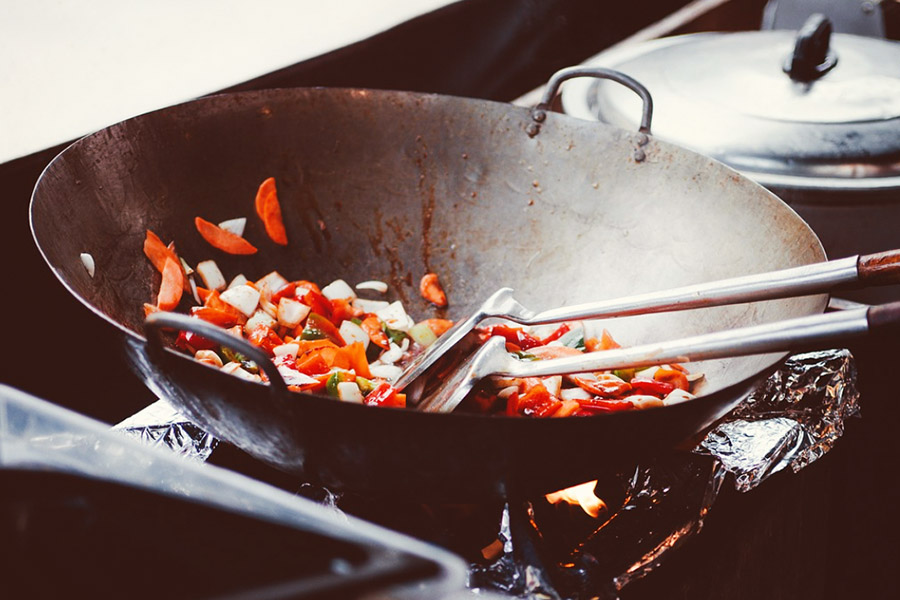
[545,480,607,518]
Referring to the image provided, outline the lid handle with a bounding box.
[784,13,838,83]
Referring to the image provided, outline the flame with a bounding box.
[545,480,606,518]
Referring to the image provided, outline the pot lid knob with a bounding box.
[783,13,838,82]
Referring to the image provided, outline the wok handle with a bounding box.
[144,311,288,394]
[532,66,653,134]
[858,249,900,286]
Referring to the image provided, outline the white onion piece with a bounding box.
[276,364,318,387]
[355,280,388,293]
[273,343,300,359]
[379,342,404,365]
[560,387,592,401]
[243,309,277,334]
[220,284,261,317]
[370,364,403,382]
[337,381,365,403]
[629,395,665,409]
[339,320,369,349]
[277,298,310,329]
[80,253,95,277]
[196,260,226,291]
[256,271,288,295]
[228,274,248,289]
[375,301,414,332]
[189,277,201,305]
[634,366,660,379]
[321,279,356,301]
[217,217,247,237]
[541,376,562,397]
[663,389,695,406]
[353,298,390,313]
[408,322,437,347]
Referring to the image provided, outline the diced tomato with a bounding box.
[364,382,404,408]
[539,323,570,345]
[300,289,334,323]
[484,324,543,350]
[570,374,632,397]
[175,330,218,353]
[331,298,362,325]
[575,398,634,414]
[629,377,676,397]
[247,325,284,356]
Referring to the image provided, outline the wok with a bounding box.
[30,70,827,500]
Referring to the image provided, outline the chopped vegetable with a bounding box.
[156,256,184,310]
[196,260,227,291]
[419,272,447,306]
[80,252,95,277]
[355,280,388,293]
[217,217,247,237]
[195,217,258,255]
[254,177,288,245]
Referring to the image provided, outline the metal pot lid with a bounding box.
[561,19,900,190]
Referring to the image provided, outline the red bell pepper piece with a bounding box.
[365,382,404,408]
[629,377,676,397]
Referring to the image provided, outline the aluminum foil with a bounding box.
[113,398,217,462]
[695,349,860,492]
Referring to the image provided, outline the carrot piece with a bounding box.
[194,217,258,255]
[143,303,161,317]
[143,230,178,273]
[423,318,454,337]
[157,257,184,310]
[196,286,212,304]
[360,314,390,350]
[338,342,372,378]
[190,306,245,328]
[255,177,288,245]
[654,367,690,391]
[419,273,447,307]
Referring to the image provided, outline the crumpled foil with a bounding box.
[695,349,859,492]
[116,349,859,600]
[113,398,217,462]
[468,348,860,600]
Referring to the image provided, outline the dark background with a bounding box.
[2,1,898,598]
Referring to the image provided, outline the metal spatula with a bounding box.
[394,250,900,391]
[417,300,900,413]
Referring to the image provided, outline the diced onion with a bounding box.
[196,260,226,291]
[339,320,369,349]
[256,271,288,295]
[353,298,390,313]
[370,364,403,382]
[220,284,261,317]
[355,280,388,293]
[80,253,95,277]
[560,387,591,401]
[273,343,300,359]
[663,388,695,406]
[541,376,562,397]
[277,297,310,329]
[337,381,364,403]
[375,301,414,332]
[408,322,438,347]
[217,217,247,237]
[243,309,276,334]
[228,274,248,289]
[322,279,356,301]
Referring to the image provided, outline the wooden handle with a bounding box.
[858,250,900,286]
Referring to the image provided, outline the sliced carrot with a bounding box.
[585,329,621,352]
[190,306,245,328]
[196,286,212,304]
[143,303,161,317]
[419,272,447,307]
[157,257,184,310]
[360,314,390,350]
[423,318,454,337]
[654,367,690,391]
[194,217,258,255]
[337,342,372,378]
[255,177,288,245]
[143,230,177,273]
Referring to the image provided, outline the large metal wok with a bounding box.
[30,70,827,500]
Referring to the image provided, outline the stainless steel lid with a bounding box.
[561,19,900,191]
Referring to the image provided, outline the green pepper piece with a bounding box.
[382,325,408,346]
[612,368,636,382]
[301,327,326,341]
[326,372,341,397]
[355,376,375,396]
